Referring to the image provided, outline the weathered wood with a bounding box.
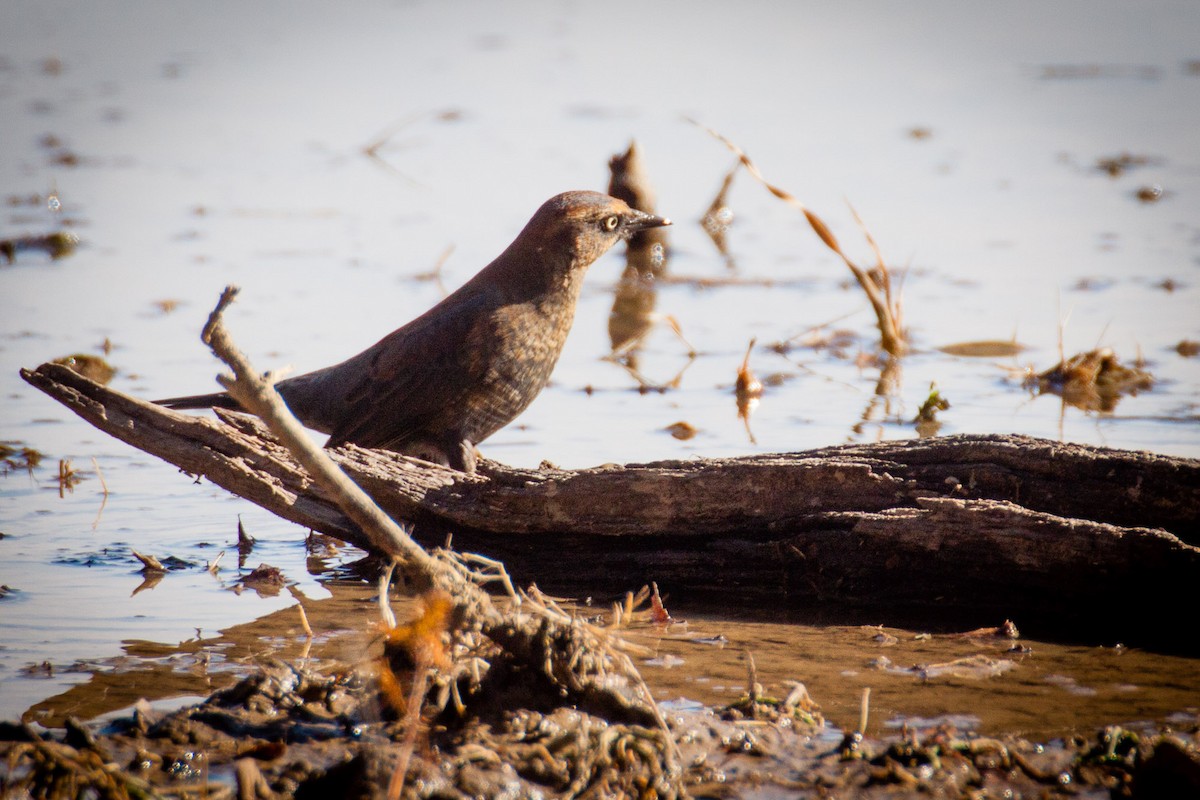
[20,361,1200,649]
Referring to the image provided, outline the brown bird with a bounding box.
[158,191,671,473]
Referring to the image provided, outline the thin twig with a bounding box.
[689,118,906,356]
[200,286,439,581]
[90,456,108,530]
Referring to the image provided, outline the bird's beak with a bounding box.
[624,209,672,232]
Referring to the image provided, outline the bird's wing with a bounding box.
[323,289,499,450]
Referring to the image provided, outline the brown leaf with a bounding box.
[804,210,840,252]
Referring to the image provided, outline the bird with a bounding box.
[158,190,672,474]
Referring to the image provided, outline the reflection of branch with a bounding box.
[610,310,695,360]
[411,244,453,298]
[690,119,907,356]
[131,571,164,597]
[90,456,108,530]
[608,255,662,361]
[361,113,426,186]
[853,355,903,439]
[736,338,763,445]
[604,350,696,393]
[777,307,864,351]
[701,160,740,270]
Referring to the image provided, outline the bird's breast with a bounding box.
[454,294,578,442]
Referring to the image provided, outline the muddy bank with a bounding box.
[3,659,1198,799]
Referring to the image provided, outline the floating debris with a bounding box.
[873,654,1016,681]
[913,382,950,438]
[130,550,191,573]
[1134,184,1164,203]
[237,515,256,567]
[52,353,115,384]
[664,421,698,441]
[0,231,78,264]
[131,549,166,574]
[1072,276,1116,292]
[1039,64,1161,81]
[238,563,286,596]
[1029,348,1153,412]
[938,339,1027,358]
[237,515,255,551]
[37,133,84,167]
[944,620,1021,640]
[649,581,673,625]
[0,443,44,477]
[608,583,680,630]
[1094,152,1156,178]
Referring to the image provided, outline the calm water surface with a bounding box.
[2,1,1198,730]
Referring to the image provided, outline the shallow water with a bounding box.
[2,1,1198,730]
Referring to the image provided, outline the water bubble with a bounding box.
[649,242,665,267]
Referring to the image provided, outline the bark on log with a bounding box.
[20,362,1200,651]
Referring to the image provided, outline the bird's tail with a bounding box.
[156,392,241,411]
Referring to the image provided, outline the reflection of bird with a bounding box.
[158,191,671,473]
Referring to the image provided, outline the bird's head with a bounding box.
[526,190,672,271]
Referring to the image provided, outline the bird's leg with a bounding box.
[448,437,478,474]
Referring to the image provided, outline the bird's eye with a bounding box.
[602,215,620,232]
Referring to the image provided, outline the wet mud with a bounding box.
[3,658,1198,799]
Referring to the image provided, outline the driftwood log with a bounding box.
[21,361,1200,651]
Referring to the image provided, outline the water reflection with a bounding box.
[16,575,1199,743]
[606,141,696,388]
[700,160,739,271]
[854,354,903,438]
[734,338,762,444]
